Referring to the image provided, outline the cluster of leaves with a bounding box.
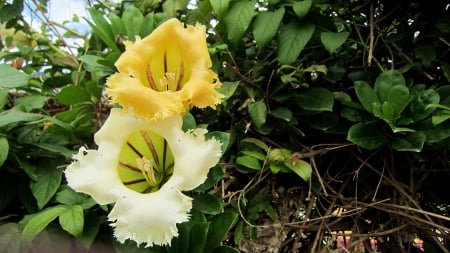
[1,0,450,252]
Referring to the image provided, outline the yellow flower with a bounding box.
[65,108,222,246]
[106,18,223,121]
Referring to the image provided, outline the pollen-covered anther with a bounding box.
[136,157,158,186]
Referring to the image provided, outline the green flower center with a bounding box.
[117,129,174,193]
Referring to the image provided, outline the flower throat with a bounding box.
[117,129,174,193]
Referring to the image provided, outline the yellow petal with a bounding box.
[106,18,223,120]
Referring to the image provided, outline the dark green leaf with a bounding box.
[14,95,48,112]
[297,87,334,111]
[217,81,239,100]
[253,8,285,49]
[293,0,312,19]
[0,137,8,168]
[0,223,26,253]
[284,159,312,182]
[194,165,225,192]
[193,193,223,214]
[162,0,189,17]
[278,22,315,64]
[206,131,230,153]
[86,8,120,52]
[347,122,388,149]
[374,70,405,102]
[211,245,240,253]
[223,0,255,45]
[57,85,92,105]
[391,132,426,152]
[0,64,31,88]
[320,31,349,54]
[248,100,267,129]
[109,13,126,38]
[354,80,378,113]
[59,205,84,237]
[387,85,412,117]
[204,211,238,253]
[188,222,209,253]
[30,166,63,210]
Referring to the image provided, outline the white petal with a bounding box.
[65,147,122,204]
[108,187,192,247]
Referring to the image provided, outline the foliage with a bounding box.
[1,0,450,252]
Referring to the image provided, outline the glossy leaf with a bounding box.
[391,132,426,152]
[285,159,312,182]
[347,122,388,149]
[374,70,405,102]
[354,80,378,113]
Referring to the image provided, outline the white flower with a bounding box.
[65,108,222,247]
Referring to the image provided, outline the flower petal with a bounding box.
[106,18,223,120]
[65,148,121,204]
[106,73,184,121]
[109,187,191,247]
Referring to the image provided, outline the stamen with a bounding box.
[141,130,160,166]
[146,65,158,90]
[176,60,184,91]
[136,157,158,186]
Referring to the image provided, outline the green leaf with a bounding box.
[210,0,230,19]
[0,88,9,109]
[162,0,189,17]
[410,89,440,122]
[109,13,126,38]
[211,245,240,253]
[297,87,334,111]
[14,95,48,112]
[285,159,312,182]
[0,223,26,253]
[194,166,225,192]
[206,131,230,153]
[188,222,209,253]
[278,22,315,64]
[354,80,378,113]
[57,85,92,105]
[0,107,43,128]
[223,0,255,45]
[253,7,285,49]
[22,205,67,241]
[193,193,223,214]
[248,100,267,129]
[270,107,293,122]
[30,167,62,210]
[320,31,349,54]
[347,122,388,149]
[0,137,8,168]
[86,8,120,52]
[391,132,426,152]
[55,186,87,206]
[59,205,84,237]
[235,155,261,171]
[293,0,312,19]
[204,211,238,253]
[386,85,412,117]
[0,64,31,88]
[247,195,277,221]
[217,81,239,100]
[241,138,269,152]
[374,70,405,102]
[122,6,144,40]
